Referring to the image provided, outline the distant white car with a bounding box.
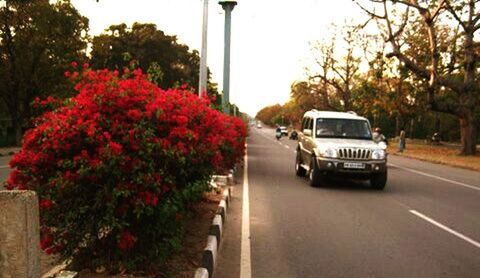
[280,126,288,136]
[256,123,262,128]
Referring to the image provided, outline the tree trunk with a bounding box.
[459,111,477,155]
[434,113,441,133]
[9,107,23,146]
[14,123,22,146]
[395,113,402,136]
[409,118,414,139]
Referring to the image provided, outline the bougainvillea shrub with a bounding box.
[6,66,246,272]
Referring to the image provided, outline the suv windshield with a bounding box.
[316,118,372,139]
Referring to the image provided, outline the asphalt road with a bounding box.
[2,129,479,277]
[216,126,480,278]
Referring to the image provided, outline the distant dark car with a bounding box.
[280,126,288,136]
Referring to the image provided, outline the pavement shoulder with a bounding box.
[211,164,244,278]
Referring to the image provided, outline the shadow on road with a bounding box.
[298,176,389,192]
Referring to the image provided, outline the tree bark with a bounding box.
[395,113,402,136]
[9,105,23,146]
[459,111,477,155]
[14,123,22,146]
[434,113,441,132]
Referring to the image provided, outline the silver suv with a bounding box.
[295,110,387,190]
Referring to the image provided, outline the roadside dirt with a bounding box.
[388,143,480,171]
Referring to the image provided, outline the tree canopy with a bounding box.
[257,0,480,155]
[89,22,219,99]
[356,0,480,155]
[0,0,89,144]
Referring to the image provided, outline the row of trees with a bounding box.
[0,0,221,146]
[257,0,479,155]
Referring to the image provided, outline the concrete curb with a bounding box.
[212,173,235,187]
[194,267,209,278]
[209,214,223,245]
[216,199,227,223]
[201,235,218,276]
[194,180,233,278]
[41,261,77,278]
[55,271,78,278]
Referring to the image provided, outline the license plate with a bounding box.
[343,162,365,169]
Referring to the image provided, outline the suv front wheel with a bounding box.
[309,157,323,187]
[295,150,306,177]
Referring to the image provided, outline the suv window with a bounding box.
[316,118,371,139]
[301,117,308,131]
[307,118,314,130]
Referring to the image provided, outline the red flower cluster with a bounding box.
[39,199,53,209]
[6,67,246,268]
[117,230,137,251]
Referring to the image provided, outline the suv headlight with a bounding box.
[319,148,337,158]
[371,149,386,160]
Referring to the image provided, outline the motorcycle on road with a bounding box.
[289,130,298,140]
[275,130,282,140]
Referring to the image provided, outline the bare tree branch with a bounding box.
[310,74,346,97]
[354,0,386,19]
[394,0,426,12]
[430,0,446,20]
[474,22,480,31]
[468,0,475,27]
[392,6,411,39]
[473,12,480,26]
[386,51,464,92]
[331,65,349,85]
[445,1,469,31]
[447,25,460,74]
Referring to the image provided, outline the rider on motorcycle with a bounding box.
[275,126,282,140]
[289,129,298,140]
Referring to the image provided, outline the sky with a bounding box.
[71,0,368,116]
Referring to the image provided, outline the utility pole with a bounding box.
[219,1,237,114]
[198,0,209,96]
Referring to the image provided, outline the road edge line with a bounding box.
[240,144,252,278]
[409,210,480,249]
[389,163,480,192]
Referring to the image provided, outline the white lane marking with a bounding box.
[241,144,252,278]
[284,145,290,149]
[0,165,9,169]
[389,163,480,192]
[409,210,480,249]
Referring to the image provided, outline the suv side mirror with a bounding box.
[303,129,312,137]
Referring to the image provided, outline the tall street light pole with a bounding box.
[198,0,209,96]
[219,1,237,114]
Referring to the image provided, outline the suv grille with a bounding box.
[338,148,371,160]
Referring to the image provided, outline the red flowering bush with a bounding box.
[6,67,246,272]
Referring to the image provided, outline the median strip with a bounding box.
[194,180,233,277]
